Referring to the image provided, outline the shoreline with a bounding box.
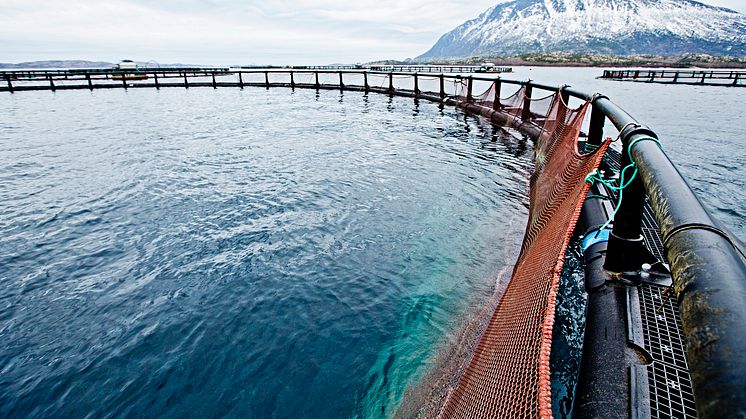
[375,53,746,70]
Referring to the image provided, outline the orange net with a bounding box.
[440,92,610,418]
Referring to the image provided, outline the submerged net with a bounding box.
[440,92,610,418]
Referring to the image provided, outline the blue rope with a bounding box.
[585,136,663,237]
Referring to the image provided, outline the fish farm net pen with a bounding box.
[2,67,745,418]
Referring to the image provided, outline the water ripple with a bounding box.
[0,88,532,418]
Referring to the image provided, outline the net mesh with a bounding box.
[440,93,610,419]
[498,86,527,126]
[454,78,469,100]
[474,83,496,109]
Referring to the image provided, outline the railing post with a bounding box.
[673,71,679,83]
[521,83,533,121]
[363,72,368,91]
[413,72,419,96]
[122,74,127,90]
[734,72,740,86]
[388,72,394,93]
[238,72,243,89]
[315,71,320,88]
[212,73,217,89]
[493,78,502,111]
[5,75,14,93]
[466,76,473,102]
[86,74,93,90]
[154,73,160,89]
[587,96,607,146]
[265,71,269,88]
[290,71,295,88]
[439,74,445,99]
[183,72,189,89]
[48,75,55,91]
[338,71,343,90]
[603,125,658,273]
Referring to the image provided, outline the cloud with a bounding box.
[1,0,743,65]
[0,0,497,64]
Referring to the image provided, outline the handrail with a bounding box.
[1,67,744,416]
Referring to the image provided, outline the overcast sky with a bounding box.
[1,0,744,65]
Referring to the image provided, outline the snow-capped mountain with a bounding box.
[419,0,746,58]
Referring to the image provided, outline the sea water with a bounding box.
[0,87,531,417]
[0,69,743,417]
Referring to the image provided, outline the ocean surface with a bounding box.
[0,67,743,417]
[0,87,532,417]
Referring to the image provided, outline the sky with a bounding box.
[1,0,745,65]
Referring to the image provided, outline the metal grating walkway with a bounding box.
[639,285,698,418]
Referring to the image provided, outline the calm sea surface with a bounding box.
[0,87,531,417]
[0,67,743,417]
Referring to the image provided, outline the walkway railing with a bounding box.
[2,67,744,417]
[601,69,746,87]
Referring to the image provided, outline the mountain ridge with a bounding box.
[419,0,746,59]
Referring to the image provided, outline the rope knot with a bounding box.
[584,169,600,185]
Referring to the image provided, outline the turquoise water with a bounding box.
[0,88,531,417]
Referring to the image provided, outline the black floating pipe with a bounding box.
[575,187,652,419]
